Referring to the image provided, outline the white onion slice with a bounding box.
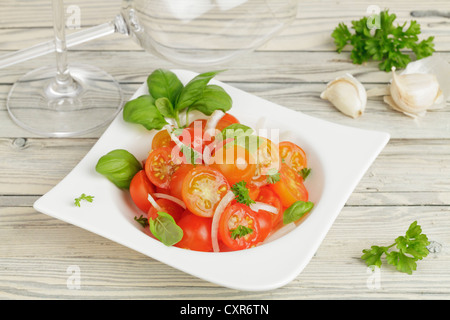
[147,193,163,211]
[205,110,225,133]
[211,191,235,252]
[263,223,296,244]
[152,193,187,210]
[250,202,278,215]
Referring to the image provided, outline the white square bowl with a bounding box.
[34,69,389,291]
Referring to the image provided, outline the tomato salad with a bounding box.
[96,69,314,252]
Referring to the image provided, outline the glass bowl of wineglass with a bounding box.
[2,0,298,137]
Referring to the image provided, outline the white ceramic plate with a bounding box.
[34,69,389,291]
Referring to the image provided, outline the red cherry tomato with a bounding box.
[129,170,155,213]
[278,141,307,173]
[145,147,179,189]
[270,163,308,207]
[175,210,213,252]
[252,210,273,242]
[147,198,184,222]
[256,186,284,227]
[216,113,239,131]
[219,202,261,251]
[182,166,230,218]
[169,164,195,200]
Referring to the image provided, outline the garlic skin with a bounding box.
[386,67,443,117]
[320,73,367,118]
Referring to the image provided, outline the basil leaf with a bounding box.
[123,95,168,130]
[95,149,142,189]
[221,123,254,140]
[149,211,183,246]
[188,84,232,116]
[147,69,183,106]
[155,97,175,118]
[175,70,223,111]
[283,201,314,224]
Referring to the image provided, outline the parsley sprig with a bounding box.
[230,181,255,206]
[74,193,94,207]
[332,10,435,71]
[361,221,430,274]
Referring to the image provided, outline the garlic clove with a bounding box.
[390,67,441,115]
[320,73,367,119]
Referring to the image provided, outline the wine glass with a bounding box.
[6,0,124,137]
[3,0,298,137]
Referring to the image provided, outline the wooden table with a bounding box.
[1,0,449,300]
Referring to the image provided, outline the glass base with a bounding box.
[7,63,123,137]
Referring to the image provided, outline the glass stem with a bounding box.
[52,0,77,93]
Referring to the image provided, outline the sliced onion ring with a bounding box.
[211,190,235,252]
[250,202,278,215]
[152,193,187,210]
[147,193,163,212]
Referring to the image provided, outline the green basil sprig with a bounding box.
[149,211,184,246]
[123,69,232,129]
[283,201,314,224]
[95,149,142,189]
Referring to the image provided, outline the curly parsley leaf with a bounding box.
[332,10,435,71]
[230,181,255,206]
[74,193,94,207]
[361,221,430,274]
[266,168,281,184]
[230,225,253,240]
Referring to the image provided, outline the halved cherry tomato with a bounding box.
[210,142,256,186]
[175,210,213,252]
[145,147,179,189]
[147,198,184,222]
[279,141,307,173]
[129,170,155,213]
[216,113,239,131]
[182,166,230,218]
[219,202,260,251]
[151,130,175,150]
[169,164,195,200]
[251,137,281,187]
[270,163,308,207]
[256,186,284,226]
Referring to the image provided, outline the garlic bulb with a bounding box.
[384,67,443,118]
[320,73,367,118]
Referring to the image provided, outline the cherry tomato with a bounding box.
[172,127,205,164]
[256,186,283,226]
[210,143,256,186]
[279,141,307,173]
[151,130,175,150]
[252,210,273,242]
[147,198,184,222]
[216,113,239,131]
[182,166,230,218]
[175,210,213,252]
[219,202,261,251]
[251,137,281,187]
[145,147,179,189]
[169,164,195,200]
[270,163,308,207]
[247,182,260,201]
[129,170,155,213]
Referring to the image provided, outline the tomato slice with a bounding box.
[278,141,307,173]
[269,163,309,207]
[216,113,239,132]
[145,147,179,189]
[129,170,155,213]
[175,210,213,252]
[151,130,175,150]
[210,142,257,186]
[182,166,230,218]
[169,163,195,200]
[256,186,284,227]
[147,198,184,222]
[251,137,281,187]
[219,202,261,251]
